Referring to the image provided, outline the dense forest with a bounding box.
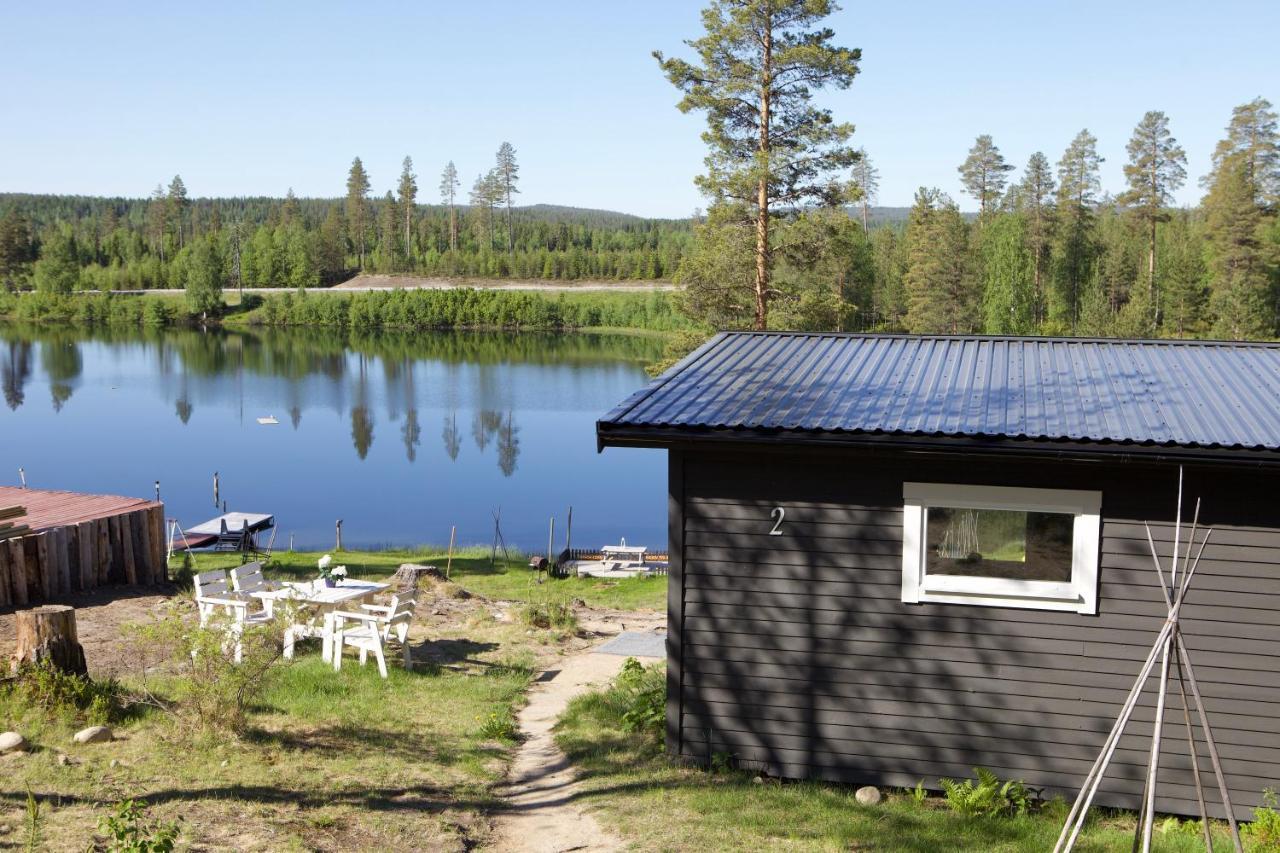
[0,144,693,296]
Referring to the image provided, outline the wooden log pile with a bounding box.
[0,506,31,542]
[0,505,166,606]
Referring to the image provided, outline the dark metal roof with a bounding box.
[597,332,1280,457]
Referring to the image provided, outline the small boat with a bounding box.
[257,415,279,425]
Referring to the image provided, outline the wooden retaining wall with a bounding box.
[0,505,166,607]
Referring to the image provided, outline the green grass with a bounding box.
[173,545,667,611]
[0,590,543,850]
[555,667,1251,853]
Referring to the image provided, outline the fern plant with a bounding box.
[940,768,1039,817]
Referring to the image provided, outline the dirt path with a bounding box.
[489,617,663,853]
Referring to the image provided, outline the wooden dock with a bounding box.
[0,487,166,607]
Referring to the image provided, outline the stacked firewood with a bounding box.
[0,507,29,541]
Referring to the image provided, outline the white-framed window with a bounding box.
[901,483,1101,614]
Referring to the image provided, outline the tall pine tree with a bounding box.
[851,148,879,232]
[1052,130,1104,331]
[494,143,519,253]
[958,135,1014,218]
[397,156,417,264]
[439,161,460,253]
[1012,152,1055,324]
[345,157,372,268]
[1118,111,1186,326]
[656,0,861,329]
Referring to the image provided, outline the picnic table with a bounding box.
[602,544,647,564]
[251,579,389,662]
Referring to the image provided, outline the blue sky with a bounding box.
[1,1,1276,217]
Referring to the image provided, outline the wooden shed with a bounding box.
[0,486,166,606]
[597,332,1280,821]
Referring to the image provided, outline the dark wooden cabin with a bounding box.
[597,332,1280,820]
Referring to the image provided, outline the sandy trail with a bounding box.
[490,616,663,853]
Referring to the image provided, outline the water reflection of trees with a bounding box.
[2,339,32,410]
[0,324,617,472]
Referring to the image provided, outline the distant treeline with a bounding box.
[0,149,692,295]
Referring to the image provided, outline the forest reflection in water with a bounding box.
[0,323,667,550]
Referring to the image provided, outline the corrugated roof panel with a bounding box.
[598,333,1280,454]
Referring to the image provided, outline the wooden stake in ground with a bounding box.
[11,605,87,676]
[446,525,456,580]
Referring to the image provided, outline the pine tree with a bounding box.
[656,0,861,329]
[379,191,400,269]
[397,156,417,264]
[1118,111,1187,326]
[439,161,460,253]
[345,157,372,268]
[958,135,1014,218]
[166,175,189,248]
[1206,97,1280,207]
[851,148,879,233]
[903,188,977,333]
[1051,130,1105,330]
[495,143,520,253]
[1012,152,1056,324]
[146,184,168,261]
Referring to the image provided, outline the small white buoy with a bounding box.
[256,415,279,425]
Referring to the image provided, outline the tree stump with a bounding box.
[391,564,442,593]
[10,605,87,676]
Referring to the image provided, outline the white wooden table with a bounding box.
[252,580,389,661]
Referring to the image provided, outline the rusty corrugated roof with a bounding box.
[597,333,1280,454]
[0,486,159,531]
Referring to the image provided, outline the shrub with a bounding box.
[940,768,1039,817]
[614,657,665,737]
[1245,788,1280,850]
[129,602,287,734]
[98,799,180,852]
[5,659,128,726]
[520,586,578,632]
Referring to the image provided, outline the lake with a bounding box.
[0,324,668,553]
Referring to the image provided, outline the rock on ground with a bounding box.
[0,732,26,753]
[72,725,112,744]
[856,785,882,806]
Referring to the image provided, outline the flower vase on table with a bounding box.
[315,554,348,589]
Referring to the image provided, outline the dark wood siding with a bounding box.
[669,448,1280,820]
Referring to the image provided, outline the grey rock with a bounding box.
[856,785,882,806]
[0,732,27,753]
[72,725,113,744]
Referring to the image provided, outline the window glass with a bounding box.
[925,507,1073,582]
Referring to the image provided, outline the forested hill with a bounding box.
[0,188,695,291]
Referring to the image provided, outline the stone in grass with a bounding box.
[0,732,27,753]
[72,725,113,744]
[855,786,882,806]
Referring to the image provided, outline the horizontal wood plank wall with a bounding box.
[0,506,165,607]
[673,450,1280,821]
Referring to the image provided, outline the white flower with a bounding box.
[318,554,332,571]
[332,565,348,578]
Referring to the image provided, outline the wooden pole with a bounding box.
[335,519,343,552]
[18,468,25,488]
[548,516,555,563]
[10,605,87,676]
[565,505,573,556]
[446,525,456,580]
[213,471,219,508]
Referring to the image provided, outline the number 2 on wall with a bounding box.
[769,507,785,536]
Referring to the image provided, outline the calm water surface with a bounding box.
[0,325,667,552]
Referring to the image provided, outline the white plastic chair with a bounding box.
[331,594,417,678]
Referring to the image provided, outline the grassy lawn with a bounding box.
[0,560,605,850]
[556,664,1260,853]
[177,545,668,612]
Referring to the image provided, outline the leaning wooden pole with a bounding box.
[1056,476,1243,853]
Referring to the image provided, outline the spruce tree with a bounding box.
[281,188,301,226]
[656,0,861,329]
[1203,152,1273,338]
[398,156,418,263]
[1118,111,1187,325]
[958,135,1014,218]
[903,188,977,334]
[345,157,372,268]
